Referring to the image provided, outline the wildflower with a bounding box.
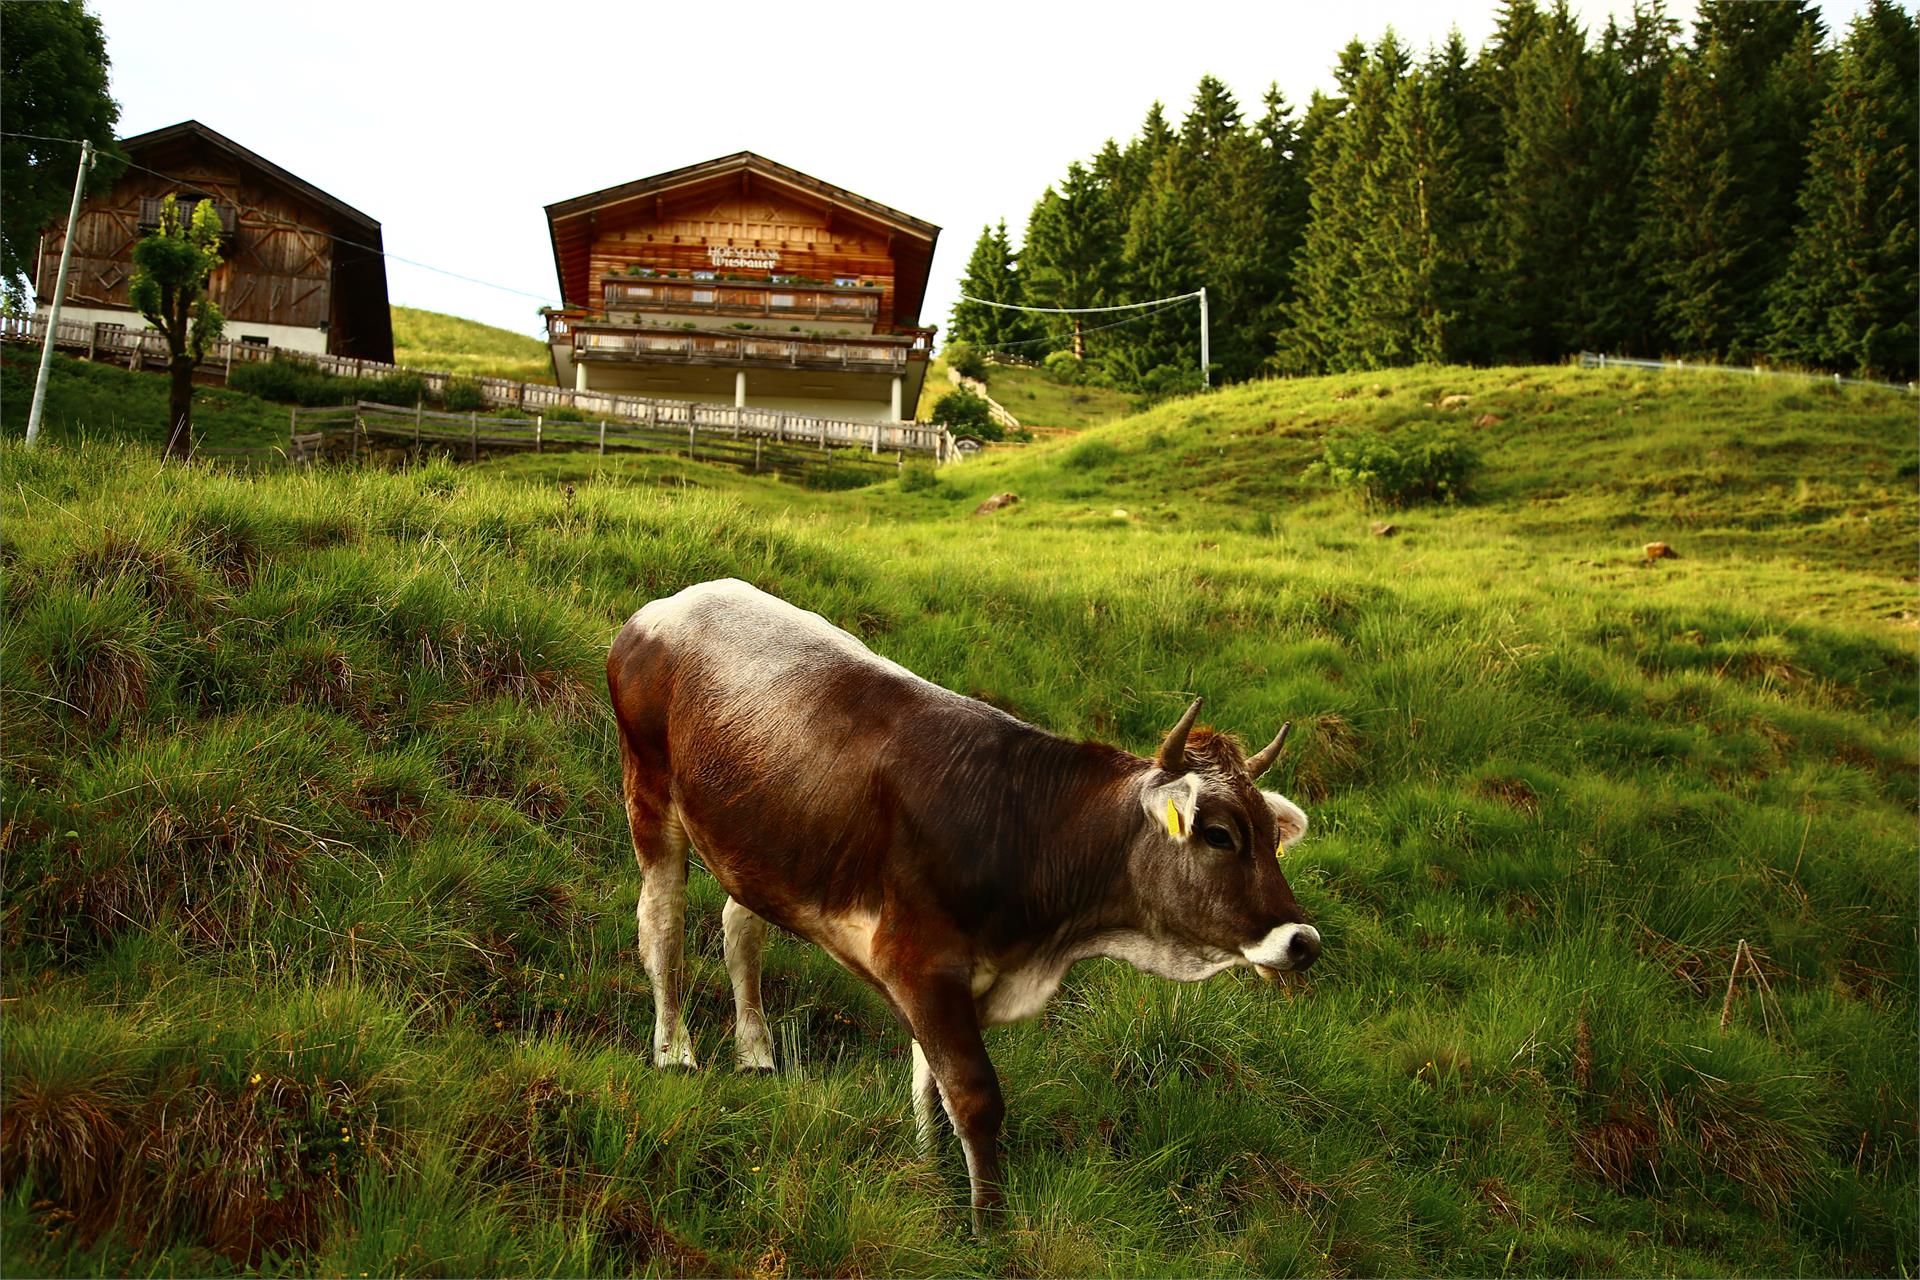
[249,1072,262,1085]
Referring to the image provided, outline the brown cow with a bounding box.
[607,579,1319,1232]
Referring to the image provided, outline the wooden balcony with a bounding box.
[601,277,881,322]
[572,322,924,372]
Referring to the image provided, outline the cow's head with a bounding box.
[1127,698,1320,980]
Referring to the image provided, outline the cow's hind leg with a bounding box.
[909,1039,943,1157]
[722,897,775,1072]
[624,745,696,1068]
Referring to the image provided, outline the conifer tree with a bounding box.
[1366,67,1477,365]
[1274,36,1405,373]
[1108,172,1205,390]
[1766,0,1917,378]
[1498,2,1602,359]
[1583,1,1679,354]
[1640,1,1828,358]
[1023,162,1119,359]
[948,221,1041,354]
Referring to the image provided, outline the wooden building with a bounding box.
[544,153,939,423]
[34,120,393,362]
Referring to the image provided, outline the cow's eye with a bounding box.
[1202,825,1234,850]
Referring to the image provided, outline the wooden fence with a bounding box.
[279,400,902,487]
[0,313,959,460]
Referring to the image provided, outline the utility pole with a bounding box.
[1198,286,1210,388]
[25,139,95,449]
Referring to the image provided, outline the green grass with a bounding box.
[391,306,554,384]
[916,357,1135,431]
[1,352,294,450]
[2,362,1914,1276]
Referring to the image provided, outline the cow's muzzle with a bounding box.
[1245,923,1321,976]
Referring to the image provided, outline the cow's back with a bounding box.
[608,579,987,921]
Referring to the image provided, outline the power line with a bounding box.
[957,289,1203,313]
[2,129,561,307]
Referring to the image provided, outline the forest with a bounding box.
[947,0,1918,391]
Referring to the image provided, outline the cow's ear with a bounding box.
[1141,772,1202,841]
[1263,790,1309,845]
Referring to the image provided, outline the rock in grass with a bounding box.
[973,492,1020,516]
[1474,412,1502,428]
[1440,393,1471,410]
[1370,521,1399,537]
[1644,541,1677,561]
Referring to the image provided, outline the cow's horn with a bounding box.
[1157,697,1204,772]
[1245,721,1292,777]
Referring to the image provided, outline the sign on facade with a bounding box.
[709,246,780,270]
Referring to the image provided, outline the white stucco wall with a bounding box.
[36,304,330,356]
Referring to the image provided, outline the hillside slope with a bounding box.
[391,306,553,384]
[2,366,1914,1277]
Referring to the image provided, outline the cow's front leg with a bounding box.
[894,976,1005,1236]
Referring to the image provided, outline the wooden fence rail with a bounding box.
[277,400,901,487]
[0,313,959,460]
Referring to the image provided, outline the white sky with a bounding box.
[89,0,1872,347]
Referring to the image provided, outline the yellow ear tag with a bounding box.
[1276,840,1287,861]
[1165,797,1184,838]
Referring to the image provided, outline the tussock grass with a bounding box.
[2,363,1914,1275]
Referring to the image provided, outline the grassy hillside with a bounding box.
[391,306,554,384]
[1,352,293,450]
[2,365,1914,1277]
[917,357,1134,431]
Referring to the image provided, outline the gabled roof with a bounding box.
[546,152,940,320]
[546,151,937,239]
[118,119,381,233]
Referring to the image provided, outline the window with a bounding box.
[834,276,858,287]
[692,289,715,304]
[240,335,269,346]
[693,270,716,281]
[769,293,795,309]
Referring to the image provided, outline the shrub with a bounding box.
[898,464,942,493]
[1062,439,1121,472]
[443,379,487,412]
[943,342,988,383]
[930,388,1001,441]
[1313,422,1480,507]
[1042,350,1086,385]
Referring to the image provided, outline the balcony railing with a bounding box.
[574,324,920,371]
[600,278,881,322]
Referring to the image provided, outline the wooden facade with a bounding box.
[34,120,392,362]
[545,153,938,421]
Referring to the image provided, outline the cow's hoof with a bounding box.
[735,1062,777,1075]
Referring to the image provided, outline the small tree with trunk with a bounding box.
[129,194,224,458]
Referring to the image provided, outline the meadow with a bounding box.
[1,357,1914,1276]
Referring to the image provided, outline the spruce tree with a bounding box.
[1274,36,1405,373]
[1583,1,1679,354]
[1640,1,1828,359]
[1366,67,1476,365]
[1766,0,1918,378]
[1498,2,1601,359]
[1108,171,1205,391]
[1023,162,1119,359]
[948,222,1041,355]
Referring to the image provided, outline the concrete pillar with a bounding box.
[574,361,588,392]
[890,374,903,421]
[735,370,747,408]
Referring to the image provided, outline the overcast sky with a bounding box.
[90,0,1873,347]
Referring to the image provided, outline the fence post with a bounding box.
[871,421,880,455]
[535,414,543,454]
[289,405,297,449]
[754,437,762,474]
[598,419,606,455]
[470,411,478,462]
[688,422,696,460]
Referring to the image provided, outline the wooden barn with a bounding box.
[544,153,939,423]
[33,120,393,362]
